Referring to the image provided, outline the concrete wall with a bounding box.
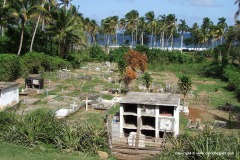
[0,86,19,109]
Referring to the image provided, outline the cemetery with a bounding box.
[1,61,240,160]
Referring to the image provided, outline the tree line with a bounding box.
[1,0,240,57]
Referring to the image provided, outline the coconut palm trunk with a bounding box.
[161,32,165,49]
[30,15,41,52]
[131,31,134,48]
[17,21,25,56]
[1,0,7,37]
[180,33,183,53]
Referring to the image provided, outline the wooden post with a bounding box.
[135,117,141,150]
[228,107,231,129]
[86,97,88,111]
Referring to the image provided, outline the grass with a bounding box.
[0,141,100,160]
[102,94,114,100]
[179,113,189,130]
[107,104,120,115]
[191,75,240,109]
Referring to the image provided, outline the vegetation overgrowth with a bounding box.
[0,109,108,154]
[155,124,240,160]
[1,0,240,159]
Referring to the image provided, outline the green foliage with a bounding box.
[204,62,224,78]
[0,109,109,154]
[66,52,83,68]
[22,52,71,74]
[0,36,10,53]
[88,45,107,61]
[117,58,126,78]
[194,51,207,63]
[109,46,128,62]
[223,65,240,100]
[141,72,153,89]
[56,122,108,154]
[178,75,192,98]
[135,45,150,54]
[22,52,49,74]
[49,56,71,71]
[0,109,60,146]
[0,54,25,81]
[155,125,240,160]
[145,49,193,64]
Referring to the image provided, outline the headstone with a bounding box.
[70,101,77,110]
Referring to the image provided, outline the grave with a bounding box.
[25,77,44,89]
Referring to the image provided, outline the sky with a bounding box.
[71,0,236,27]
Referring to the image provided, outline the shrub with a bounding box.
[88,45,108,61]
[66,52,84,68]
[155,124,240,160]
[224,65,240,91]
[49,56,71,70]
[109,46,129,62]
[56,122,108,153]
[0,109,109,154]
[22,52,71,73]
[0,54,24,81]
[194,52,206,63]
[21,52,49,74]
[0,109,60,146]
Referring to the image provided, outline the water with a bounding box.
[94,33,220,49]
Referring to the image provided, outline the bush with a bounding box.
[194,52,206,63]
[204,62,224,78]
[0,54,25,81]
[21,52,49,74]
[146,49,193,64]
[56,122,108,153]
[49,56,71,70]
[109,46,128,62]
[88,45,108,61]
[0,109,108,154]
[66,52,83,68]
[22,52,71,73]
[155,124,240,160]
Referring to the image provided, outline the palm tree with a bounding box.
[189,23,205,50]
[84,18,99,45]
[166,14,178,50]
[102,16,118,52]
[8,0,39,55]
[47,7,86,57]
[30,0,52,52]
[58,0,72,10]
[217,17,228,45]
[125,10,139,48]
[89,20,99,45]
[145,11,156,48]
[159,15,167,49]
[234,0,240,21]
[118,18,126,44]
[178,19,189,53]
[201,17,213,48]
[138,17,146,45]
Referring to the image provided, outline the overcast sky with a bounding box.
[72,0,236,26]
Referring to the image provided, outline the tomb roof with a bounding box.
[0,82,19,91]
[120,92,180,106]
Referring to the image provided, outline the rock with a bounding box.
[98,151,109,159]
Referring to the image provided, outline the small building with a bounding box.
[0,82,19,110]
[25,77,44,89]
[119,92,180,138]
